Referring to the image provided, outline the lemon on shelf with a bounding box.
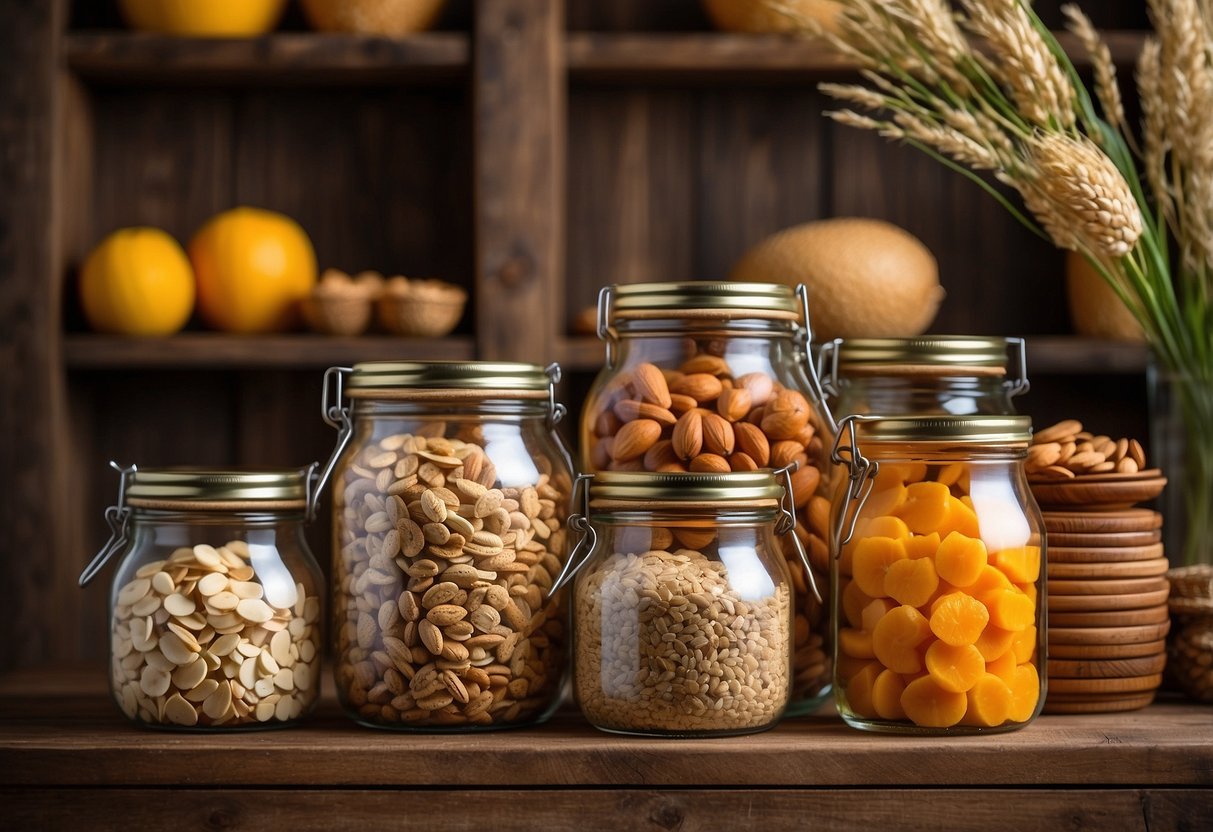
[79,227,195,337]
[188,207,317,334]
[118,0,287,37]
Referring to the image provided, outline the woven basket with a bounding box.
[301,0,446,35]
[1166,565,1213,702]
[301,294,374,336]
[377,279,466,337]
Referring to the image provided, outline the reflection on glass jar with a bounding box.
[82,466,324,730]
[582,282,836,715]
[830,415,1046,734]
[561,471,802,737]
[321,361,574,730]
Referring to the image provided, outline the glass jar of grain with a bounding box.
[556,470,806,737]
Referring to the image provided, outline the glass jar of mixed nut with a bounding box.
[583,282,836,715]
[819,336,1029,417]
[321,361,574,730]
[81,466,324,730]
[557,470,805,737]
[830,415,1045,734]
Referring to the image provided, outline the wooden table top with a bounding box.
[2,667,1211,789]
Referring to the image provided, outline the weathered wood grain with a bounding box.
[8,788,1208,832]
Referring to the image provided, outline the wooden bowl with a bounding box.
[1045,528,1162,548]
[1048,604,1170,627]
[1042,509,1163,534]
[1047,620,1172,644]
[1029,471,1166,509]
[301,294,375,336]
[1047,542,1165,564]
[1048,587,1172,613]
[1046,558,1170,579]
[1049,638,1166,659]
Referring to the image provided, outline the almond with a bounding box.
[672,409,704,460]
[630,362,672,408]
[746,406,766,427]
[671,373,724,403]
[761,389,809,439]
[612,418,662,462]
[612,399,677,427]
[593,408,621,437]
[669,393,698,415]
[591,436,614,470]
[679,354,731,376]
[728,452,759,471]
[770,440,807,469]
[734,422,771,467]
[689,453,731,473]
[794,421,817,447]
[716,386,752,422]
[789,463,820,507]
[701,412,736,456]
[736,372,774,406]
[643,439,679,471]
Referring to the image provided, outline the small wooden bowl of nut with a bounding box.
[1026,419,1167,509]
[376,276,467,337]
[301,269,383,336]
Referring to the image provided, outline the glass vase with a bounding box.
[1149,365,1213,566]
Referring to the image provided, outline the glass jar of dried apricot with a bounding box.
[829,415,1045,734]
[80,464,325,730]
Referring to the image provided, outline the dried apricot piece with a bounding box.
[842,580,875,629]
[903,531,941,560]
[934,531,988,587]
[1011,625,1038,663]
[993,545,1041,583]
[872,604,932,674]
[967,564,1013,596]
[896,481,952,535]
[984,649,1016,682]
[860,598,897,633]
[982,588,1035,632]
[925,641,985,693]
[974,624,1015,662]
[844,661,883,718]
[852,535,907,598]
[884,556,940,607]
[875,462,928,488]
[929,591,989,646]
[839,627,876,659]
[1007,663,1041,722]
[872,669,907,721]
[961,673,1014,727]
[900,675,968,728]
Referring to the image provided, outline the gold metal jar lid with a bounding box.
[830,336,1014,377]
[347,361,551,399]
[126,468,310,510]
[588,470,785,509]
[605,282,801,322]
[853,415,1033,445]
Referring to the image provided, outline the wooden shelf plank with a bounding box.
[1,668,1210,788]
[62,333,475,369]
[66,32,469,84]
[566,30,1147,83]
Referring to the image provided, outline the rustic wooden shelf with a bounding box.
[1,669,1210,828]
[65,31,470,84]
[63,333,475,369]
[565,30,1148,83]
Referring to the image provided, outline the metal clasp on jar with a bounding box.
[315,365,355,522]
[79,461,138,587]
[829,414,882,554]
[794,283,837,435]
[549,473,596,595]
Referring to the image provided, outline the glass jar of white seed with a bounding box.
[82,467,324,730]
[320,361,575,730]
[564,471,796,737]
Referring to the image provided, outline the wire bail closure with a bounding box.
[314,365,354,522]
[79,461,138,587]
[794,283,837,435]
[1006,336,1030,397]
[775,460,821,604]
[830,415,880,555]
[596,285,619,370]
[545,362,567,429]
[548,473,596,595]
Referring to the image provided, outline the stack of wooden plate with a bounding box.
[1041,508,1171,713]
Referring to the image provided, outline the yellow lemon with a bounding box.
[80,227,195,336]
[189,207,317,334]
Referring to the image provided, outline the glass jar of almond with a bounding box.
[583,282,836,715]
[319,361,575,730]
[81,465,325,730]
